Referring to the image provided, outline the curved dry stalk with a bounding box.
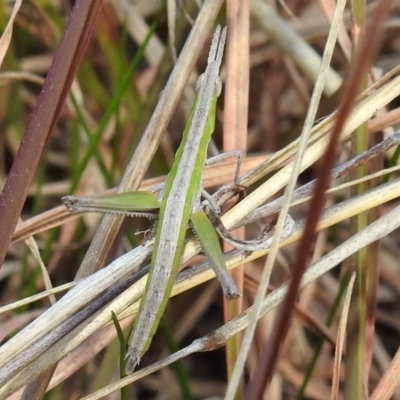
[0,0,22,66]
[0,282,78,314]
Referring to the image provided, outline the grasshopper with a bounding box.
[64,25,296,373]
[65,26,240,373]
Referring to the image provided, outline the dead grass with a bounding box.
[2,0,400,399]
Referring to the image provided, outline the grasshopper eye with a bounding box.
[214,77,222,96]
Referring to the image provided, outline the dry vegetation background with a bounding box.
[2,0,400,399]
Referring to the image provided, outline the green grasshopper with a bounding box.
[63,24,298,373]
[64,25,297,373]
[64,26,241,373]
